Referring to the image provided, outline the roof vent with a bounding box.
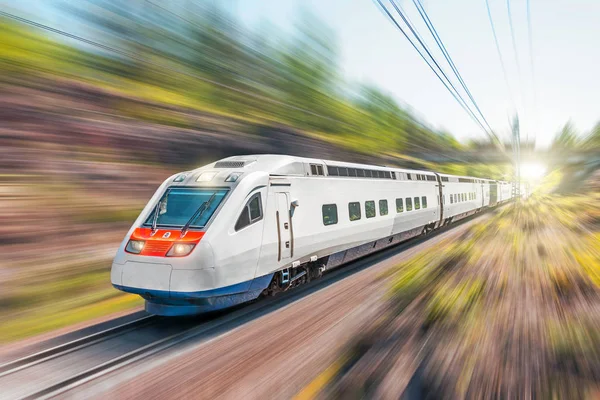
[214,161,247,168]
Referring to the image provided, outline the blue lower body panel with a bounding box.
[113,273,274,316]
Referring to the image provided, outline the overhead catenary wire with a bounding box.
[506,0,528,143]
[376,0,504,151]
[526,0,537,145]
[506,0,522,82]
[388,0,492,137]
[411,0,498,144]
[484,0,515,111]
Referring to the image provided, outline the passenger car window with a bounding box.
[414,196,421,210]
[406,197,413,211]
[322,204,338,226]
[235,193,263,231]
[348,202,361,221]
[422,196,427,208]
[365,201,376,218]
[379,200,388,216]
[396,198,404,213]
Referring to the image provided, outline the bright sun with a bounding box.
[520,162,547,180]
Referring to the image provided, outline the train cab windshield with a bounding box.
[143,187,228,229]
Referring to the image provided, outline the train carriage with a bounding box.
[111,155,513,316]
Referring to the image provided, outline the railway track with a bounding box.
[0,210,497,400]
[0,315,157,378]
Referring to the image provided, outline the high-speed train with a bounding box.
[111,155,513,315]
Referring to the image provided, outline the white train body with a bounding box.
[111,155,513,315]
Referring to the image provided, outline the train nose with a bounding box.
[169,240,216,292]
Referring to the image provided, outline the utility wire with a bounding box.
[506,0,522,81]
[388,0,489,135]
[526,0,537,145]
[377,0,503,150]
[506,0,527,142]
[375,1,489,136]
[412,0,498,143]
[485,0,515,111]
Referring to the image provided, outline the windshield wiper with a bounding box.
[180,192,217,236]
[151,188,171,233]
[151,199,163,234]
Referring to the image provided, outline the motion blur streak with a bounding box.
[1,1,600,399]
[0,0,505,343]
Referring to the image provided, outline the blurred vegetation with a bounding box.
[1,2,465,158]
[0,0,530,344]
[551,119,600,151]
[326,178,600,397]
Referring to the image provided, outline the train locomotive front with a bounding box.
[111,161,272,316]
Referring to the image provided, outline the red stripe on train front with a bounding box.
[130,227,204,257]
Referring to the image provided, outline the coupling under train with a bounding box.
[111,155,513,316]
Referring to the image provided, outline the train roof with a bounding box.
[196,154,435,176]
[183,154,505,184]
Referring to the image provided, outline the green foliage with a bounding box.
[0,4,465,158]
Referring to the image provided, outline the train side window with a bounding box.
[379,200,388,216]
[348,168,357,177]
[328,166,339,176]
[311,165,318,175]
[322,204,338,226]
[317,165,324,175]
[365,201,376,218]
[414,197,421,210]
[339,167,348,177]
[235,193,263,231]
[406,197,413,211]
[349,202,361,221]
[422,196,427,208]
[396,198,404,213]
[450,195,453,204]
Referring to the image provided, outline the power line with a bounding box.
[485,0,515,111]
[388,0,489,135]
[506,0,522,81]
[411,0,498,143]
[506,0,528,143]
[376,0,502,149]
[375,0,486,134]
[526,0,537,145]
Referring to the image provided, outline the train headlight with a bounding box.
[166,243,196,257]
[125,240,145,254]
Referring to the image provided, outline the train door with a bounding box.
[480,183,485,207]
[275,192,292,261]
[490,182,498,205]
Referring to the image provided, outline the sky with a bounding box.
[234,0,600,148]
